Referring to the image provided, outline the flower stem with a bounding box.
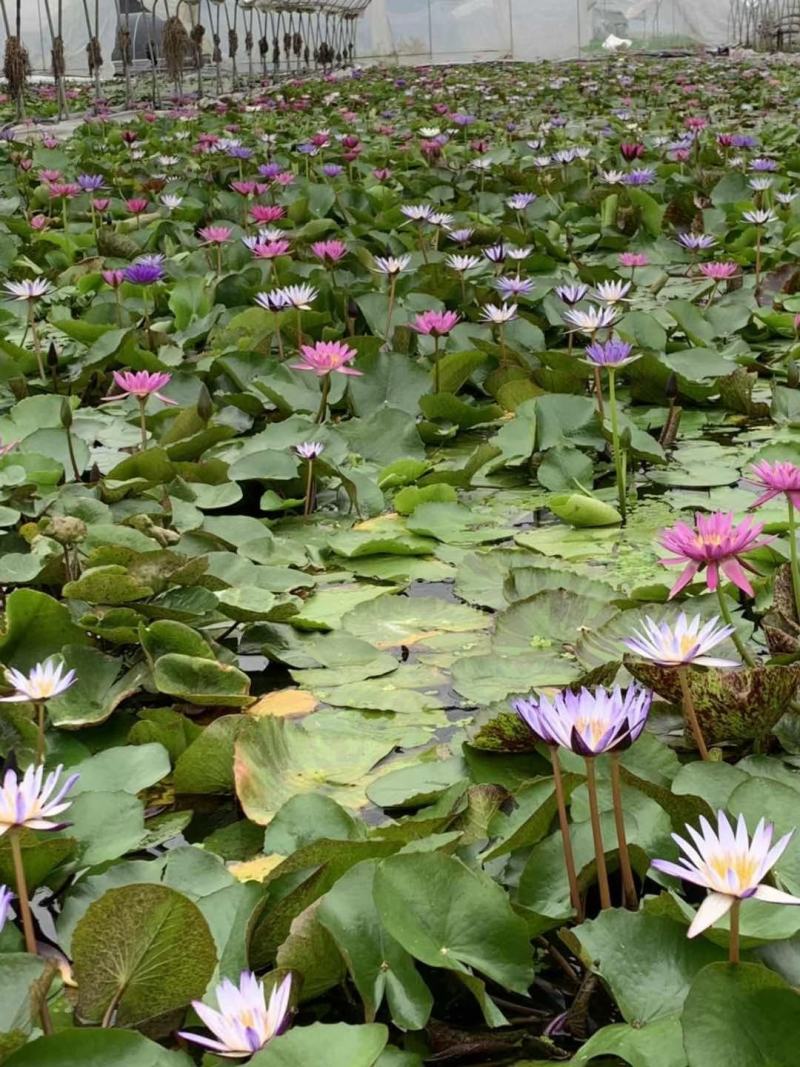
[433,336,441,393]
[787,499,800,623]
[729,898,741,964]
[384,275,397,344]
[34,702,45,763]
[609,753,637,909]
[303,459,315,517]
[10,831,51,1033]
[28,303,44,379]
[677,665,709,760]
[550,747,583,920]
[10,831,36,955]
[315,373,331,424]
[715,586,755,667]
[607,368,626,521]
[138,398,148,450]
[584,757,611,910]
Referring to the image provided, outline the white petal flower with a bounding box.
[0,660,77,702]
[652,811,800,937]
[623,613,739,668]
[179,973,292,1058]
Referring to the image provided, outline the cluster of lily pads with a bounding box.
[2,53,800,1067]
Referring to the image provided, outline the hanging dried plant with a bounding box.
[86,36,103,75]
[228,29,239,59]
[164,15,190,82]
[212,33,222,64]
[293,32,302,57]
[117,25,132,65]
[190,22,205,67]
[4,36,28,103]
[259,35,268,58]
[51,35,65,78]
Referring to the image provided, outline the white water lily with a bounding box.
[623,613,739,667]
[179,972,292,1058]
[0,763,79,835]
[0,660,76,702]
[652,812,800,937]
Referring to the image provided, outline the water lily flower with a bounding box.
[254,291,289,313]
[555,282,589,305]
[178,972,292,1058]
[698,261,738,280]
[447,228,474,244]
[619,252,649,268]
[512,684,651,756]
[0,763,79,835]
[77,173,106,192]
[742,207,777,225]
[102,269,125,289]
[0,660,76,702]
[199,226,233,244]
[410,310,459,336]
[678,232,717,250]
[620,141,645,160]
[268,284,317,310]
[564,305,619,333]
[291,340,361,376]
[651,812,800,939]
[249,204,285,224]
[373,254,412,276]
[400,203,434,222]
[4,279,52,301]
[749,460,800,510]
[496,276,534,298]
[583,338,638,367]
[123,255,165,286]
[507,192,536,210]
[623,168,655,185]
[251,240,291,259]
[660,512,769,597]
[751,157,779,172]
[107,370,176,405]
[311,240,347,262]
[445,254,482,273]
[624,613,739,667]
[480,302,517,324]
[161,194,183,210]
[593,280,631,304]
[125,198,149,215]
[294,442,325,460]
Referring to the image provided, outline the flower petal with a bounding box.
[688,892,734,937]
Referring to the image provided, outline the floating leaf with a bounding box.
[72,884,217,1026]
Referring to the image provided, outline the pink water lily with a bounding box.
[291,340,362,376]
[660,512,769,597]
[107,370,177,404]
[748,459,800,510]
[410,309,460,336]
